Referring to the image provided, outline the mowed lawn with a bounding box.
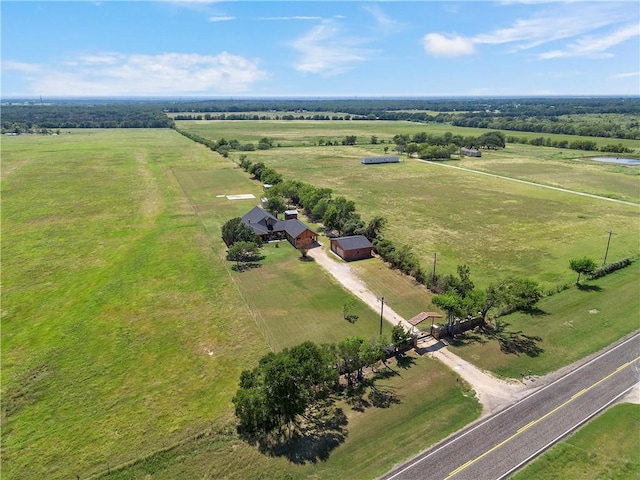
[178,120,640,291]
[2,129,481,480]
[512,403,640,480]
[172,169,392,350]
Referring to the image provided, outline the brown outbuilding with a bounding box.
[330,235,373,261]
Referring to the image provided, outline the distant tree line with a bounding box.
[1,105,174,132]
[448,114,639,140]
[165,97,640,139]
[3,97,638,138]
[505,135,633,153]
[161,97,639,116]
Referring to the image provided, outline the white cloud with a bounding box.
[609,71,640,80]
[291,22,372,76]
[258,16,323,21]
[539,23,640,59]
[423,33,475,57]
[12,52,268,96]
[363,4,399,34]
[423,3,636,60]
[474,3,632,51]
[208,16,235,22]
[2,60,41,74]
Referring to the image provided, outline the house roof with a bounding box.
[407,311,443,326]
[332,235,373,250]
[241,206,278,236]
[240,206,315,239]
[276,218,316,238]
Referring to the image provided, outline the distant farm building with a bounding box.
[241,206,317,249]
[330,235,373,261]
[361,156,400,165]
[460,148,482,157]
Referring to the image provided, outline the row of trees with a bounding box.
[450,114,640,140]
[1,105,174,132]
[392,131,506,159]
[233,326,413,434]
[175,128,275,157]
[161,97,639,117]
[506,135,633,153]
[237,157,388,240]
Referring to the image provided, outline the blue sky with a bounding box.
[2,1,639,98]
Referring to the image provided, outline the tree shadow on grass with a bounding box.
[344,381,371,412]
[484,322,544,357]
[521,306,550,316]
[577,283,603,292]
[395,353,416,370]
[368,384,400,408]
[298,255,315,263]
[245,401,348,465]
[449,331,487,348]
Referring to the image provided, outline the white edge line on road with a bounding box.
[498,383,638,480]
[383,331,640,480]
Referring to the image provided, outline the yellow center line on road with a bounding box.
[444,356,639,480]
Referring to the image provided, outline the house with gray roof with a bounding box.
[330,235,373,261]
[241,206,317,249]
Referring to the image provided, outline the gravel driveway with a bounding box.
[307,244,532,416]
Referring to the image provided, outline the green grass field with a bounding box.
[177,119,640,152]
[98,352,481,480]
[511,402,640,480]
[1,129,481,479]
[450,143,640,204]
[1,130,272,479]
[3,124,638,479]
[178,120,640,292]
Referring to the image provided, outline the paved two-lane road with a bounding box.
[381,332,640,480]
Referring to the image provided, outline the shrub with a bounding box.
[588,258,633,280]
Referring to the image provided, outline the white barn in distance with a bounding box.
[361,155,400,164]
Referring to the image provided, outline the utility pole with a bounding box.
[603,230,616,265]
[378,297,386,336]
[433,252,437,278]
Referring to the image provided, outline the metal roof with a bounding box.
[331,235,373,250]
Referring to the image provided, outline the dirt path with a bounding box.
[306,247,415,333]
[418,159,640,208]
[307,245,531,415]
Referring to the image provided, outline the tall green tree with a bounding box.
[221,217,260,246]
[391,323,412,349]
[226,241,261,270]
[362,215,387,242]
[264,196,286,217]
[323,196,357,232]
[569,257,598,285]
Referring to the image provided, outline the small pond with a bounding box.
[587,157,640,165]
